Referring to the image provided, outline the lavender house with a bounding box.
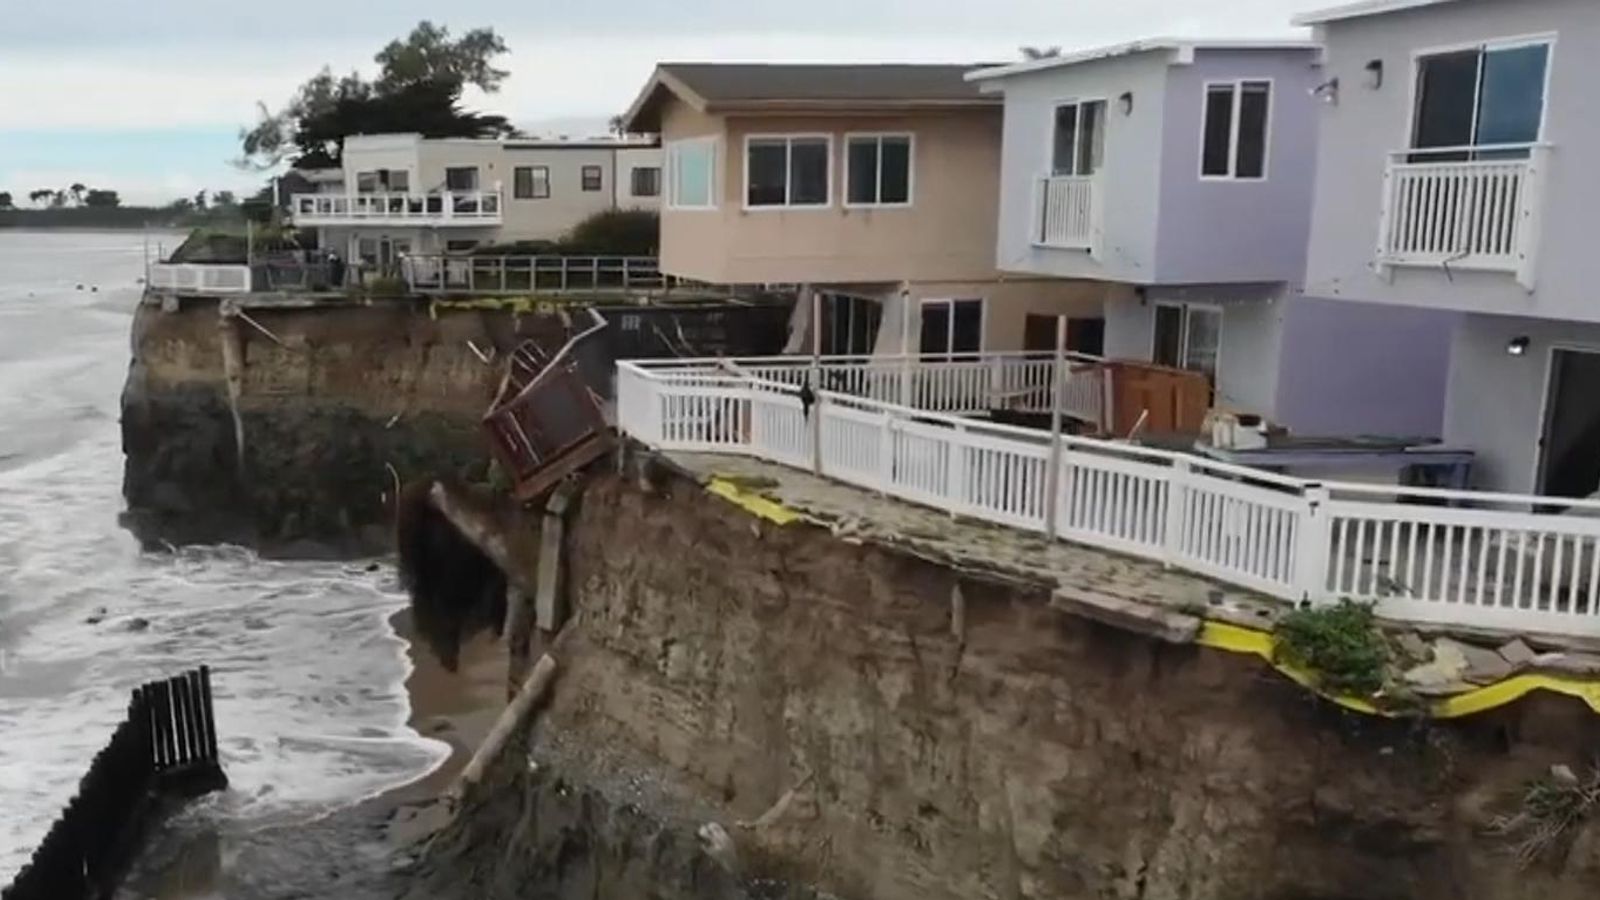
[968,39,1456,438]
[1298,0,1600,497]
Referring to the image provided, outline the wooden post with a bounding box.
[1044,316,1067,540]
[451,654,559,803]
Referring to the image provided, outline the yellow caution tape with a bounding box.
[697,482,1600,718]
[1199,620,1600,718]
[706,478,802,526]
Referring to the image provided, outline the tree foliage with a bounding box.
[83,189,121,208]
[238,21,514,171]
[0,192,12,210]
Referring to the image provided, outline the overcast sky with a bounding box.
[0,0,1332,205]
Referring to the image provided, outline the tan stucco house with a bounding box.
[620,63,1117,356]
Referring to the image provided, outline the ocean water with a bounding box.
[0,231,448,881]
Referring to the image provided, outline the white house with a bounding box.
[968,39,1457,438]
[287,133,662,274]
[1297,0,1597,496]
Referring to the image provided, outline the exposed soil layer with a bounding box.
[416,461,1600,900]
[120,299,561,554]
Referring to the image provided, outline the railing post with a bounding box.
[1375,161,1395,282]
[1162,458,1192,566]
[947,420,968,513]
[1293,485,1332,604]
[1517,147,1548,291]
[878,409,895,495]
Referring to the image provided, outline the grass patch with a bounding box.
[1490,765,1600,868]
[1273,600,1389,697]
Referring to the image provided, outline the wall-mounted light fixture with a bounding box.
[1507,336,1531,357]
[1118,91,1134,116]
[1364,59,1384,90]
[1310,76,1340,105]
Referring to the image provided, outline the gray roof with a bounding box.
[662,63,992,104]
[622,62,998,133]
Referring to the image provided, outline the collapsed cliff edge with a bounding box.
[395,448,1600,900]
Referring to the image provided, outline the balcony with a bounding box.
[1376,145,1548,290]
[289,191,503,227]
[1035,174,1099,251]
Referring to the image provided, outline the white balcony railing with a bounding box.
[1037,174,1098,251]
[146,263,253,295]
[628,352,1109,431]
[289,191,503,226]
[1376,144,1548,290]
[619,357,1600,639]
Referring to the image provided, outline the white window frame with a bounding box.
[1198,79,1273,182]
[1048,98,1108,177]
[742,133,833,211]
[1151,301,1223,376]
[919,297,987,356]
[843,132,915,209]
[513,165,551,200]
[665,136,718,211]
[1407,33,1556,154]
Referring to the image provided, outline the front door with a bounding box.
[1538,348,1600,498]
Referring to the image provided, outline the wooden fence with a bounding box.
[1,667,227,900]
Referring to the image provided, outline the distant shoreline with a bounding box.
[0,210,246,230]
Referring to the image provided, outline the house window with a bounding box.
[581,165,603,192]
[821,293,882,355]
[445,166,479,192]
[745,135,830,208]
[1152,303,1222,379]
[514,166,550,200]
[1200,81,1271,179]
[356,171,379,193]
[445,240,478,253]
[666,138,716,209]
[919,299,984,358]
[631,166,661,197]
[386,169,409,192]
[1024,314,1105,356]
[845,134,913,206]
[1051,101,1107,176]
[1412,39,1550,161]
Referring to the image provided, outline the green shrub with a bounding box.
[556,208,659,256]
[1273,600,1389,696]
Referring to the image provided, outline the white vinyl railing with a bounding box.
[289,191,503,226]
[630,353,1108,430]
[146,263,253,295]
[619,359,1600,638]
[1037,174,1097,250]
[1377,144,1548,290]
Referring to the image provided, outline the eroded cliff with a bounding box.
[120,298,564,553]
[416,461,1600,900]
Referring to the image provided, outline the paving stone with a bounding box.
[1498,638,1538,669]
[1437,637,1514,685]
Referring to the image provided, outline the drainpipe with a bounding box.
[218,313,247,471]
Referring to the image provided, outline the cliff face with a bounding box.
[120,299,559,554]
[419,463,1600,900]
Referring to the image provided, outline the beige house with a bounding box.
[621,63,1116,355]
[289,133,662,274]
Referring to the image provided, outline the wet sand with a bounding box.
[390,609,510,801]
[123,612,510,899]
